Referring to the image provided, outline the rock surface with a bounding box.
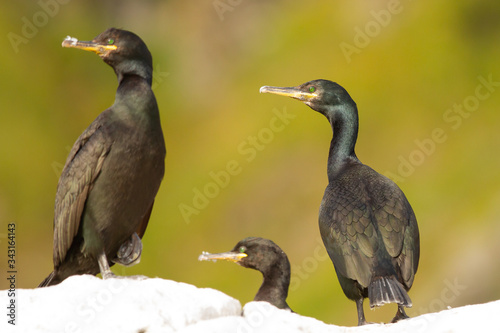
[1,275,498,332]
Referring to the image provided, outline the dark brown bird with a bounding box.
[39,28,166,287]
[260,80,419,325]
[199,237,292,311]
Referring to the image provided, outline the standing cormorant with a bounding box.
[39,28,166,287]
[260,80,419,325]
[199,237,292,311]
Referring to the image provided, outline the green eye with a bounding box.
[238,246,246,253]
[309,86,316,93]
[107,38,114,44]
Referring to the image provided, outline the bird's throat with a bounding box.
[327,110,359,180]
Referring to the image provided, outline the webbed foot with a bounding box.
[390,304,410,323]
[112,232,143,267]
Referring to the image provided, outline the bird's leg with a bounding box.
[97,251,116,279]
[98,251,148,281]
[356,298,369,326]
[98,246,148,281]
[391,304,410,323]
[112,232,143,266]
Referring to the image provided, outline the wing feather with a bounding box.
[52,119,111,267]
[320,165,419,289]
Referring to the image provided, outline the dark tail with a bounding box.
[368,276,412,308]
[38,271,57,288]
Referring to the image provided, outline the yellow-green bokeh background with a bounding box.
[1,0,500,326]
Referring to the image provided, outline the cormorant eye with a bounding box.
[107,38,115,45]
[309,86,316,93]
[238,246,246,253]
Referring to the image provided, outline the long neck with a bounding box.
[115,74,155,110]
[254,262,291,310]
[326,104,359,180]
[115,59,153,87]
[113,73,161,130]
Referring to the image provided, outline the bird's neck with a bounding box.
[254,263,290,309]
[113,74,160,126]
[115,61,153,87]
[326,105,360,180]
[115,74,154,105]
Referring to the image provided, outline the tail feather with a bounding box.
[368,276,412,308]
[38,271,56,288]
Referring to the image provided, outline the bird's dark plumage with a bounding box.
[39,28,166,287]
[260,80,419,325]
[199,237,292,311]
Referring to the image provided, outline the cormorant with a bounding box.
[39,28,166,287]
[199,237,292,311]
[260,80,419,325]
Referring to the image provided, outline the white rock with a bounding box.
[0,275,241,333]
[179,299,500,333]
[1,275,499,333]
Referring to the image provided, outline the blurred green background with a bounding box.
[1,0,500,326]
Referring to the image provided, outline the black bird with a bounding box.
[260,80,419,325]
[39,28,166,287]
[199,237,292,311]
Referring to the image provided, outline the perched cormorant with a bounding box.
[39,28,166,287]
[199,237,292,311]
[260,80,419,325]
